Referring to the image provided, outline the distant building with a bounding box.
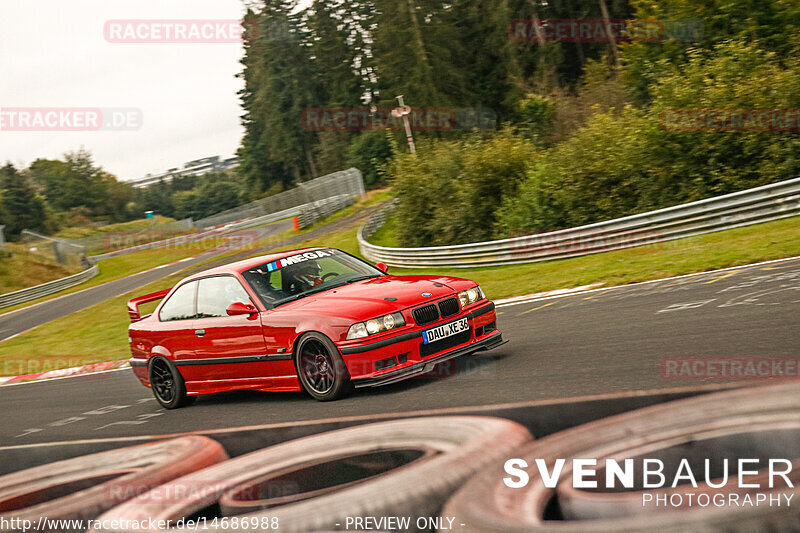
[128,155,239,188]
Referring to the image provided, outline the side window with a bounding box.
[197,276,252,318]
[159,281,197,322]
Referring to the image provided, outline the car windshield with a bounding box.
[241,249,383,308]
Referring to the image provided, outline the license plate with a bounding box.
[422,317,469,344]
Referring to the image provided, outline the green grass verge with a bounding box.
[0,193,391,317]
[2,214,797,375]
[297,189,393,235]
[0,244,79,294]
[0,237,235,316]
[367,214,400,247]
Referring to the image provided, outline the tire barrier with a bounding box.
[5,385,799,533]
[90,416,532,533]
[0,437,228,532]
[441,382,800,532]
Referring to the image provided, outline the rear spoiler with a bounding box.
[128,289,171,322]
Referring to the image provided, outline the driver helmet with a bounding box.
[285,260,322,291]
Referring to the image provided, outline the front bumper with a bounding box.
[339,301,504,388]
[351,331,505,388]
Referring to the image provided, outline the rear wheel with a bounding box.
[149,356,196,409]
[295,332,353,401]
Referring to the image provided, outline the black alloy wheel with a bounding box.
[296,333,353,401]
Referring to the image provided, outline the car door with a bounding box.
[182,275,270,383]
[154,280,199,361]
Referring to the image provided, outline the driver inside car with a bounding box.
[282,260,323,294]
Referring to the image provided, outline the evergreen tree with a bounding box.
[308,0,363,107]
[1,163,47,239]
[370,0,468,107]
[238,2,325,190]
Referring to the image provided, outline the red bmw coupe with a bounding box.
[128,247,503,408]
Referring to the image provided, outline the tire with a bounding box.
[294,332,353,401]
[149,356,194,409]
[0,437,228,532]
[442,382,800,532]
[90,416,532,533]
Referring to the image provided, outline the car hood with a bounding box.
[280,275,467,319]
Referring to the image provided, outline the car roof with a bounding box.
[182,246,331,282]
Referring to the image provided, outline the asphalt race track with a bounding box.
[1,257,797,447]
[0,220,292,343]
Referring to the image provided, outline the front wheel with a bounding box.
[149,356,196,409]
[295,332,353,401]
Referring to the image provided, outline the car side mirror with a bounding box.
[376,262,389,274]
[226,302,258,316]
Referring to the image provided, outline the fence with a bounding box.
[359,177,800,268]
[19,230,88,268]
[0,263,99,309]
[195,168,365,229]
[70,218,195,253]
[296,194,355,229]
[1,169,365,308]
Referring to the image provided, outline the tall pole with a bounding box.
[396,95,416,154]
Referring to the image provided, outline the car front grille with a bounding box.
[420,330,471,358]
[437,297,460,318]
[412,304,439,326]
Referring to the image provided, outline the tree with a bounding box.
[370,0,466,107]
[1,163,48,239]
[238,2,325,191]
[28,150,134,221]
[308,0,363,107]
[346,131,393,187]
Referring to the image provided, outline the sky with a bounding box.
[0,0,258,182]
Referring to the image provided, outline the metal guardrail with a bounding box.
[359,177,800,268]
[0,264,99,309]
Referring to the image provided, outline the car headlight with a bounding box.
[458,285,484,307]
[347,312,406,340]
